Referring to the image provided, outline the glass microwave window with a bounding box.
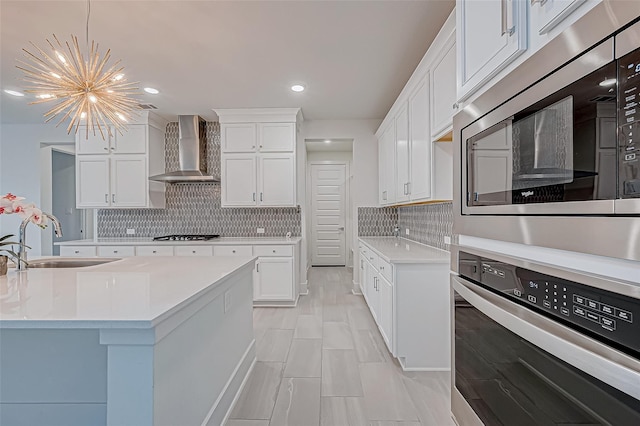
[467,61,618,207]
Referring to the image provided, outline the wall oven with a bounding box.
[451,249,640,426]
[453,10,640,262]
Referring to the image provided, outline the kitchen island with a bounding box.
[0,256,256,426]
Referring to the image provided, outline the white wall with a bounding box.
[300,119,380,291]
[0,124,74,256]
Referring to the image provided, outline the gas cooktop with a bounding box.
[152,234,220,241]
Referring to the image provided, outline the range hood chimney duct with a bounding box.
[149,115,219,184]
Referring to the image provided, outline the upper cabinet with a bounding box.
[430,36,457,140]
[456,0,602,102]
[531,0,593,36]
[376,11,455,207]
[456,0,528,102]
[75,111,167,209]
[216,108,301,208]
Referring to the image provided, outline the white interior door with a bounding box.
[310,164,347,266]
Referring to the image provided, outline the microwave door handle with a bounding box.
[452,276,640,400]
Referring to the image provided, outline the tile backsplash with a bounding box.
[358,202,453,251]
[397,202,453,250]
[97,122,301,238]
[357,207,398,236]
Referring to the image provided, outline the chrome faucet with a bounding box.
[16,212,63,271]
[393,223,400,238]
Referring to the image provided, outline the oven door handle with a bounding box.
[452,275,640,400]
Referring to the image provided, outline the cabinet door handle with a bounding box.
[103,147,108,151]
[256,262,260,273]
[453,102,459,110]
[260,193,263,202]
[407,182,411,195]
[74,250,80,254]
[152,250,157,254]
[192,250,196,254]
[232,250,236,253]
[253,193,256,202]
[113,250,118,253]
[112,194,115,203]
[105,194,108,203]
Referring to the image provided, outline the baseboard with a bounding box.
[352,279,362,295]
[299,280,309,295]
[398,357,451,372]
[203,339,256,426]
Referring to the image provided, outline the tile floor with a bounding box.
[226,267,454,426]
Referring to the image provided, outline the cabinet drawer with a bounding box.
[175,246,213,257]
[135,246,174,256]
[365,250,379,269]
[253,245,293,257]
[97,246,135,257]
[378,257,393,282]
[60,246,97,257]
[213,245,253,256]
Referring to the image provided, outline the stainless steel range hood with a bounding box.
[149,115,219,184]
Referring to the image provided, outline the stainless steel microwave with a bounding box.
[453,8,640,263]
[461,29,640,216]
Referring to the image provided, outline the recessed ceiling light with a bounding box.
[144,87,159,94]
[324,139,331,143]
[4,89,25,97]
[291,84,305,92]
[599,78,617,87]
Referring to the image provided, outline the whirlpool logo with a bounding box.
[521,191,534,198]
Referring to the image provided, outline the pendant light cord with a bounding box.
[85,0,90,56]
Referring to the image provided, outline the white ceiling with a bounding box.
[0,0,454,124]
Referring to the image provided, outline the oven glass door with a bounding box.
[454,289,640,425]
[467,60,618,207]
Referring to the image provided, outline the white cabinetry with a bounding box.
[358,238,450,371]
[378,122,396,205]
[408,77,432,201]
[376,11,455,207]
[74,112,167,209]
[395,104,410,204]
[221,155,257,206]
[254,257,294,301]
[531,0,595,35]
[457,0,602,102]
[61,240,301,306]
[217,109,301,208]
[456,0,528,101]
[430,35,457,139]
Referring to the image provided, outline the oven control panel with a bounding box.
[459,252,639,356]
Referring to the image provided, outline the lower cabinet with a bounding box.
[59,242,300,306]
[358,239,450,371]
[253,257,294,302]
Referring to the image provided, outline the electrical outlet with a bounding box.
[405,228,410,236]
[224,291,232,313]
[257,228,265,234]
[444,236,451,245]
[126,229,136,235]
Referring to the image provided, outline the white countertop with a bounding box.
[56,236,302,246]
[0,256,255,328]
[359,237,450,264]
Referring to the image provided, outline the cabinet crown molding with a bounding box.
[213,108,303,124]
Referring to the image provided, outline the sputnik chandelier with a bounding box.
[17,0,140,139]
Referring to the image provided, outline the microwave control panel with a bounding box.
[459,252,639,356]
[619,47,640,197]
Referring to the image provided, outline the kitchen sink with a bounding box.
[27,258,120,269]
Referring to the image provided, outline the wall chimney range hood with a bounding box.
[149,115,219,184]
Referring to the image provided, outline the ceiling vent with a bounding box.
[138,103,158,110]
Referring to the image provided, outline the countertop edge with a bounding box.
[56,237,302,246]
[359,237,450,264]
